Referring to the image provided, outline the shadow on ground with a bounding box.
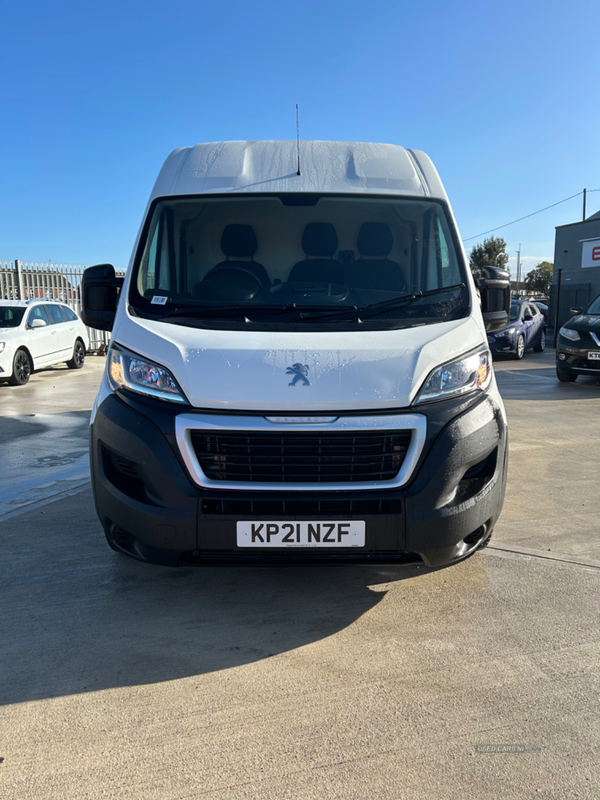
[0,489,427,705]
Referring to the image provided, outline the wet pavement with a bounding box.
[0,350,599,799]
[0,359,104,519]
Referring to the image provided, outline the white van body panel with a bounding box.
[112,310,485,411]
[150,141,445,200]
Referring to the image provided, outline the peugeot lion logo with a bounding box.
[286,363,310,386]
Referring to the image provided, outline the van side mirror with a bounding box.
[477,266,511,332]
[570,307,583,316]
[81,264,124,331]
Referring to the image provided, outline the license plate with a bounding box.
[589,352,600,360]
[236,520,366,548]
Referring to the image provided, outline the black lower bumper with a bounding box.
[90,390,507,568]
[556,358,600,377]
[556,339,600,376]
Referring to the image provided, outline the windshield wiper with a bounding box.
[149,286,464,323]
[158,303,357,320]
[357,283,466,318]
[297,284,466,322]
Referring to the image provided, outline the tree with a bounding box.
[469,236,510,280]
[524,261,553,296]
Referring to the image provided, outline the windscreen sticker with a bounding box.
[151,296,168,305]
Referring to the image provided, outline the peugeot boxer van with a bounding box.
[82,141,510,568]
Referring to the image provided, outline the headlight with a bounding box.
[108,343,187,404]
[0,342,5,354]
[505,327,516,335]
[415,348,492,404]
[559,327,580,341]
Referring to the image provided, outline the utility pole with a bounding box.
[583,188,587,221]
[515,245,521,297]
[554,268,563,348]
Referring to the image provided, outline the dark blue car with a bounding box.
[487,300,546,359]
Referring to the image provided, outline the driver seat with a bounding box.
[199,224,269,291]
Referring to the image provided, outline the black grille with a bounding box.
[190,429,412,484]
[201,497,402,515]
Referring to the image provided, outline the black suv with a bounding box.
[556,293,600,382]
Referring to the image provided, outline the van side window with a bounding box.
[142,208,176,294]
[424,211,461,290]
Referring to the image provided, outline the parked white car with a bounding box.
[0,300,90,385]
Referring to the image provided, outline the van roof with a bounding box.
[150,141,448,202]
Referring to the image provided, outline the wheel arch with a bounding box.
[15,344,35,371]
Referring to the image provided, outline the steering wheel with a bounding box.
[195,267,263,301]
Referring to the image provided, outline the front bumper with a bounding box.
[90,386,508,568]
[488,333,516,354]
[556,336,600,376]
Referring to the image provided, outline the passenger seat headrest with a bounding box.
[301,222,338,257]
[221,224,257,258]
[357,222,393,257]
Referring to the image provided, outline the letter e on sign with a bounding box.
[581,238,600,268]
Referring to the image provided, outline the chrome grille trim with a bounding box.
[175,413,427,492]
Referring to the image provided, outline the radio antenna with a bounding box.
[296,104,301,176]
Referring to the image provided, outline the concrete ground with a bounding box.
[0,351,599,799]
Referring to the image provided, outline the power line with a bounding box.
[462,189,600,243]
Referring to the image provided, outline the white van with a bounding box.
[82,141,510,568]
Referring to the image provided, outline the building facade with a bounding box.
[552,210,600,328]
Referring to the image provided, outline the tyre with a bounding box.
[533,328,546,352]
[478,529,493,550]
[8,348,32,386]
[556,368,577,383]
[514,334,525,359]
[67,339,86,369]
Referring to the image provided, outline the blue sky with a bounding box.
[1,0,598,276]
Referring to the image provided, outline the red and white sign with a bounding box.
[582,238,600,269]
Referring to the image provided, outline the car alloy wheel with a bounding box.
[534,329,546,353]
[67,340,86,370]
[9,349,32,386]
[515,335,525,359]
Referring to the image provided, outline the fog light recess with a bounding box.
[110,524,134,547]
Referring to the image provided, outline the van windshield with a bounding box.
[130,194,470,329]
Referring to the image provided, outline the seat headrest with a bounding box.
[301,222,338,257]
[221,224,257,258]
[357,222,393,257]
